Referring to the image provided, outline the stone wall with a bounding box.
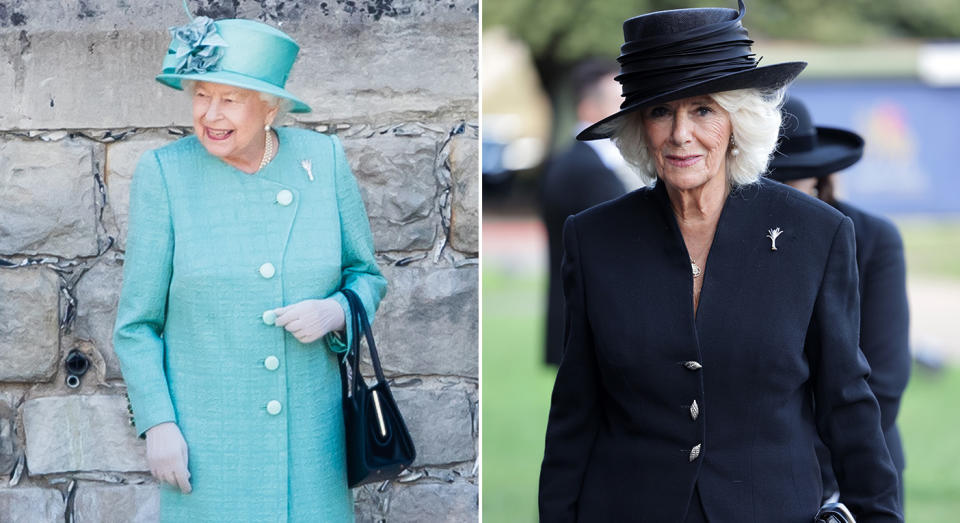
[0,1,478,521]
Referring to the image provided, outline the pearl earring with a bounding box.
[730,136,740,157]
[264,124,271,131]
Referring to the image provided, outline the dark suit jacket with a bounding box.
[539,178,901,522]
[541,141,628,365]
[818,200,910,495]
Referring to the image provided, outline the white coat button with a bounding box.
[264,356,280,371]
[262,310,277,325]
[259,262,276,279]
[276,190,293,206]
[267,400,282,415]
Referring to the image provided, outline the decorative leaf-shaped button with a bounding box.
[689,444,701,462]
[690,400,699,421]
[683,361,702,371]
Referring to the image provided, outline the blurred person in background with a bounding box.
[539,2,901,521]
[768,95,911,512]
[540,59,640,366]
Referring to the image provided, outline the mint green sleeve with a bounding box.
[324,135,388,353]
[112,151,177,437]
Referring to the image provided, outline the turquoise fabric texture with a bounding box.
[113,127,387,522]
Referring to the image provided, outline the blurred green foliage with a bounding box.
[483,0,960,62]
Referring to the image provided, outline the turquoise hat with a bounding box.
[156,17,311,113]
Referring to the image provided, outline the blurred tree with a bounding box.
[483,0,960,148]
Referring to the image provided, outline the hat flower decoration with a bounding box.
[170,16,228,75]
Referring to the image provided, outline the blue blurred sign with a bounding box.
[790,81,960,215]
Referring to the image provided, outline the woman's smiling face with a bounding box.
[191,81,278,170]
[641,95,732,191]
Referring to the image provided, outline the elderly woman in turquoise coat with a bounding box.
[113,16,386,522]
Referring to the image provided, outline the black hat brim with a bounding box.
[766,127,864,182]
[577,61,807,141]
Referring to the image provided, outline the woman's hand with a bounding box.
[145,422,192,494]
[274,298,346,343]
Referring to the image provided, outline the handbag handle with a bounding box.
[341,289,387,389]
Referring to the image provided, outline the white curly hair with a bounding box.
[596,87,787,187]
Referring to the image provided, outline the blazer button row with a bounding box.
[258,192,290,420]
[682,362,702,462]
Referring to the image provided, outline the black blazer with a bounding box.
[540,141,628,365]
[818,200,910,494]
[539,178,901,522]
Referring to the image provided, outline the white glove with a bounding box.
[274,298,346,343]
[145,422,192,494]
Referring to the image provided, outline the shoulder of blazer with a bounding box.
[834,200,902,246]
[575,184,657,223]
[833,199,904,263]
[278,126,336,149]
[148,128,337,172]
[151,134,204,165]
[748,177,848,231]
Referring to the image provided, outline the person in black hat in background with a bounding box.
[540,59,640,366]
[538,1,902,521]
[769,96,911,513]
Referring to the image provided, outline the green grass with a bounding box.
[897,218,960,280]
[481,264,960,523]
[481,269,554,523]
[900,365,960,522]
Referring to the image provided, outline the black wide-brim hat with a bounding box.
[578,0,806,141]
[767,96,865,181]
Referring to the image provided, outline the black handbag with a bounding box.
[339,288,416,488]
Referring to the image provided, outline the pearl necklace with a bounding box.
[258,129,275,171]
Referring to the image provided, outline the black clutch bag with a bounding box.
[815,501,856,523]
[339,288,416,488]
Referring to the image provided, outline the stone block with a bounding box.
[0,487,65,523]
[0,266,60,382]
[105,135,174,251]
[446,133,478,254]
[355,479,477,523]
[22,395,146,475]
[0,30,190,130]
[73,483,159,523]
[392,380,475,466]
[0,395,18,474]
[288,21,478,124]
[0,137,100,258]
[376,265,477,377]
[342,133,440,252]
[1,4,476,130]
[72,256,123,379]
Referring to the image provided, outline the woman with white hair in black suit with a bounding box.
[538,2,902,521]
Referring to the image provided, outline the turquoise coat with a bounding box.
[113,127,387,522]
